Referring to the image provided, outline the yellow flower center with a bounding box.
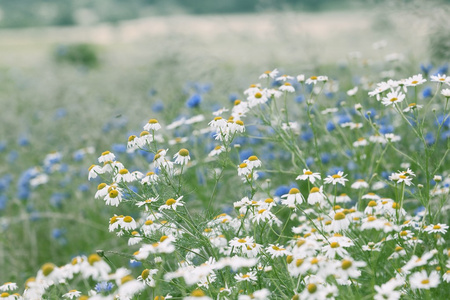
[1,293,10,298]
[311,258,319,264]
[390,97,398,102]
[368,216,376,222]
[334,212,345,220]
[236,120,244,126]
[342,260,352,270]
[88,164,96,171]
[325,220,332,225]
[88,254,101,266]
[307,283,317,294]
[128,135,136,142]
[248,155,258,161]
[258,209,266,214]
[330,242,340,248]
[148,119,158,124]
[265,198,273,203]
[109,190,119,198]
[296,259,304,267]
[411,80,418,84]
[310,76,318,80]
[433,225,441,230]
[368,201,377,207]
[141,269,150,280]
[395,246,403,252]
[287,255,294,264]
[238,238,247,243]
[310,187,320,193]
[101,151,110,156]
[178,149,189,157]
[400,231,408,236]
[296,239,306,247]
[289,188,300,194]
[191,289,205,297]
[123,216,133,223]
[119,169,129,175]
[154,296,165,300]
[166,198,176,206]
[421,279,429,285]
[160,236,168,242]
[284,82,292,86]
[41,263,55,276]
[332,174,341,179]
[97,183,107,190]
[255,92,262,99]
[234,99,241,105]
[121,275,133,285]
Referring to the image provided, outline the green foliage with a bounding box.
[53,43,100,68]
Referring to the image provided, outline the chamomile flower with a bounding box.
[174,149,190,165]
[329,212,350,232]
[296,169,321,183]
[281,188,305,208]
[244,155,261,169]
[307,186,326,206]
[305,76,319,85]
[322,241,349,258]
[381,88,405,106]
[275,74,294,82]
[353,137,368,147]
[266,244,290,258]
[259,69,279,79]
[252,208,280,226]
[409,270,440,289]
[63,290,81,299]
[406,74,427,86]
[234,271,257,282]
[114,168,134,183]
[143,119,161,131]
[98,151,116,163]
[119,216,137,231]
[424,223,449,234]
[88,164,104,180]
[324,171,348,186]
[279,82,295,93]
[237,163,251,177]
[208,145,225,157]
[128,231,143,246]
[431,74,449,84]
[159,196,184,211]
[403,102,423,112]
[347,86,358,96]
[351,179,369,189]
[337,257,366,281]
[441,88,450,97]
[334,193,352,203]
[0,283,17,292]
[104,186,123,207]
[141,171,159,185]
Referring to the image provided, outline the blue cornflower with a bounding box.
[420,63,433,75]
[422,87,432,98]
[95,282,114,293]
[186,93,201,108]
[152,100,164,112]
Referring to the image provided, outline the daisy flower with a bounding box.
[347,86,358,96]
[252,208,280,226]
[141,171,159,185]
[98,151,116,163]
[259,69,278,79]
[119,216,137,231]
[247,90,269,107]
[409,270,440,289]
[234,271,257,282]
[266,244,290,258]
[244,155,261,169]
[337,257,366,281]
[299,283,327,300]
[208,145,225,157]
[403,102,423,112]
[88,164,104,180]
[353,137,368,147]
[114,168,135,182]
[281,188,305,208]
[322,241,349,258]
[174,148,190,165]
[324,171,348,186]
[143,118,161,131]
[424,223,449,234]
[443,270,450,283]
[430,74,449,84]
[307,186,326,206]
[296,169,321,183]
[329,212,350,232]
[334,193,352,203]
[405,74,427,86]
[275,74,294,82]
[441,88,450,97]
[279,82,295,93]
[297,74,305,82]
[137,269,159,287]
[159,196,184,211]
[381,88,405,106]
[351,179,369,189]
[374,278,404,300]
[104,187,123,207]
[63,290,81,299]
[237,162,251,177]
[0,283,17,292]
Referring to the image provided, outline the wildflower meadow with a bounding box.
[0,3,449,300]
